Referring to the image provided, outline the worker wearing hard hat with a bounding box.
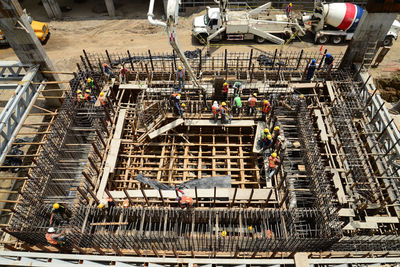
[212,101,220,123]
[286,3,293,18]
[222,82,229,101]
[50,203,71,224]
[262,134,273,150]
[232,94,242,116]
[179,103,186,119]
[174,94,182,117]
[220,102,230,124]
[233,81,242,96]
[268,152,280,178]
[247,93,257,116]
[99,92,106,106]
[178,195,193,209]
[46,227,66,246]
[87,78,94,89]
[306,59,318,81]
[323,53,334,71]
[120,64,129,84]
[76,90,84,103]
[98,197,115,214]
[262,100,271,121]
[103,63,114,81]
[176,66,185,91]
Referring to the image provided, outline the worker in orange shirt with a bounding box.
[178,195,193,209]
[268,152,280,178]
[77,90,84,103]
[46,227,66,246]
[99,92,106,106]
[247,93,257,116]
[262,100,271,121]
[212,101,220,122]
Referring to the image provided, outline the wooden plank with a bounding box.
[253,121,265,153]
[185,119,256,127]
[314,109,328,141]
[114,109,127,139]
[118,84,148,90]
[365,216,399,224]
[326,81,336,102]
[96,167,110,199]
[332,170,347,204]
[338,208,355,217]
[149,119,184,139]
[108,188,275,201]
[105,139,121,173]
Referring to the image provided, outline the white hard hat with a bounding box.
[48,227,55,233]
[176,96,181,100]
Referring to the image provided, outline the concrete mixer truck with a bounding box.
[303,2,400,46]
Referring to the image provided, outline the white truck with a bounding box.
[302,2,400,46]
[192,1,305,45]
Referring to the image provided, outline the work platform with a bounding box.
[0,50,400,261]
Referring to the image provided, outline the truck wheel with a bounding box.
[331,36,343,44]
[255,36,266,44]
[383,36,393,46]
[317,35,328,44]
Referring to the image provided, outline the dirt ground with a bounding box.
[0,1,399,76]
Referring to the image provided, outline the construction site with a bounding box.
[0,0,400,266]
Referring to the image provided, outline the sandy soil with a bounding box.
[0,3,399,77]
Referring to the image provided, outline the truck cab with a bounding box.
[0,16,50,46]
[192,7,222,42]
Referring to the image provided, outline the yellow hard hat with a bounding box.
[272,152,277,158]
[53,203,60,209]
[264,128,269,134]
[181,103,186,107]
[86,89,91,93]
[77,90,82,94]
[248,226,253,231]
[98,204,104,209]
[178,66,183,70]
[274,126,280,131]
[178,94,181,97]
[99,92,104,96]
[87,78,92,82]
[300,94,304,99]
[221,102,226,106]
[223,82,228,86]
[267,135,272,140]
[264,100,269,104]
[253,93,257,97]
[221,230,227,237]
[289,3,292,6]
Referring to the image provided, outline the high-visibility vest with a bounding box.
[45,233,58,245]
[262,103,270,113]
[268,156,277,168]
[249,97,256,107]
[286,5,292,13]
[212,105,219,115]
[84,92,91,101]
[181,195,193,205]
[99,96,106,106]
[177,70,184,79]
[222,85,229,93]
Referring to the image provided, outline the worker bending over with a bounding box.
[76,90,85,103]
[180,103,186,119]
[247,93,257,116]
[233,81,242,96]
[262,134,273,150]
[50,203,71,224]
[222,82,229,101]
[232,94,242,116]
[268,152,280,178]
[262,100,271,121]
[178,195,193,209]
[176,66,185,91]
[46,227,66,246]
[87,78,95,89]
[220,102,230,124]
[99,92,107,106]
[84,89,96,103]
[103,63,114,81]
[323,53,334,71]
[306,59,318,81]
[212,101,220,122]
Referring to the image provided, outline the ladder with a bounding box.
[362,41,378,70]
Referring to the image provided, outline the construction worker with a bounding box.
[87,78,94,89]
[247,93,257,116]
[232,94,242,116]
[222,82,229,101]
[306,59,318,81]
[275,135,286,151]
[99,92,106,106]
[323,53,334,71]
[260,128,270,144]
[103,63,114,80]
[272,125,281,148]
[76,90,84,103]
[262,134,273,150]
[50,203,71,224]
[46,227,66,246]
[180,103,186,119]
[286,3,293,18]
[98,197,116,213]
[262,100,271,121]
[220,102,229,124]
[212,101,220,122]
[174,95,182,117]
[122,199,130,208]
[120,64,129,84]
[178,195,193,209]
[84,89,96,103]
[233,81,242,96]
[267,152,280,178]
[176,66,185,91]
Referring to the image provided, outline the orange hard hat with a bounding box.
[103,63,107,67]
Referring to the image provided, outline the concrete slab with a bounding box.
[314,109,328,141]
[253,121,265,153]
[294,253,309,267]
